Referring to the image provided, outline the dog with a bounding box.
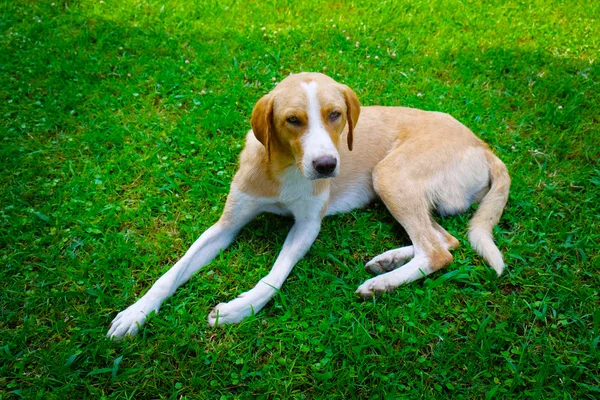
[107,72,510,338]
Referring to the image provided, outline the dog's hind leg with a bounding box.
[364,221,459,275]
[433,222,460,250]
[356,151,454,297]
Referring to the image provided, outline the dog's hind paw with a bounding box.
[355,276,394,298]
[365,246,414,274]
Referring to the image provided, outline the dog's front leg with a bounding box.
[207,215,322,326]
[107,189,260,339]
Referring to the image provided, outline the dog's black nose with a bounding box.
[313,156,337,175]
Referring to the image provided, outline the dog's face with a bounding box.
[251,73,360,180]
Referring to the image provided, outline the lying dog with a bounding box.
[108,72,510,338]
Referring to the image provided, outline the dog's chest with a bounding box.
[278,167,314,202]
[265,167,327,219]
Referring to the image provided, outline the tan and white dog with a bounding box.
[108,72,510,338]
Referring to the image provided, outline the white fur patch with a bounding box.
[326,175,375,215]
[300,81,339,179]
[279,166,329,219]
[279,166,314,203]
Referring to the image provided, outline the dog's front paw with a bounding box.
[207,297,254,327]
[355,276,393,298]
[107,299,159,339]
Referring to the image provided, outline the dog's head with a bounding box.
[251,72,360,180]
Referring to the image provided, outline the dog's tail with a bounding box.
[468,150,511,275]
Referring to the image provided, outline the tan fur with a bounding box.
[468,150,511,274]
[434,222,460,250]
[312,179,330,197]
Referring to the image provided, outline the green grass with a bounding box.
[1,0,599,398]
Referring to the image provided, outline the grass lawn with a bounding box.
[1,0,599,398]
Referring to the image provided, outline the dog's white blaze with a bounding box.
[300,81,339,178]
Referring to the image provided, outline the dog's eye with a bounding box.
[329,110,342,121]
[286,116,300,125]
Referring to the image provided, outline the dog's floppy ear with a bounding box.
[250,94,275,161]
[341,85,360,151]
